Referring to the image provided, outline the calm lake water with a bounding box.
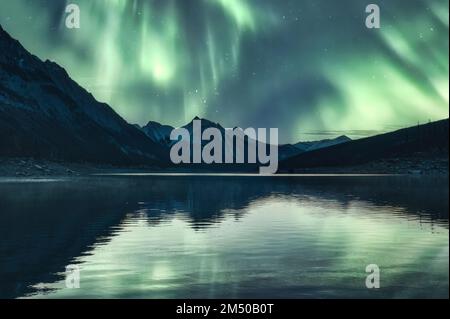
[0,175,448,299]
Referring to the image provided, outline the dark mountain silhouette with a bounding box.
[168,117,258,170]
[279,135,352,160]
[294,135,352,152]
[139,121,174,146]
[280,119,449,170]
[170,117,286,170]
[142,116,352,163]
[0,25,168,165]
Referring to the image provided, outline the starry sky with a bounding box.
[0,0,448,142]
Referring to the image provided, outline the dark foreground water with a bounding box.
[0,175,448,299]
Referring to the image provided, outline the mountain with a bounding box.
[278,144,304,160]
[165,117,270,170]
[294,135,352,152]
[160,117,352,162]
[0,25,168,165]
[280,119,449,171]
[177,117,237,162]
[278,136,352,160]
[140,121,174,146]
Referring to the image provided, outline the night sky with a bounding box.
[0,0,448,142]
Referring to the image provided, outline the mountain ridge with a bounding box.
[0,24,168,165]
[280,119,449,171]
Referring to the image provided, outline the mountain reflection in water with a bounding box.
[0,176,448,299]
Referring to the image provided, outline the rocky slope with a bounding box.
[0,25,167,166]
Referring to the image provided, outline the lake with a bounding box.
[0,175,448,299]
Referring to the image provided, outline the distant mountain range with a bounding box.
[280,119,449,171]
[294,136,352,153]
[136,117,352,161]
[0,24,448,172]
[279,135,352,160]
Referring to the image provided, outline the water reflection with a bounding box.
[0,176,448,299]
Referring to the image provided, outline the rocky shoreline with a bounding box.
[0,158,115,178]
[0,155,448,178]
[284,156,449,175]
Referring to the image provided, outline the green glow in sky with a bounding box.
[0,0,448,142]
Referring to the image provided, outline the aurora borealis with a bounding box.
[0,0,448,142]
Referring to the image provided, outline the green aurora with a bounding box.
[0,0,448,142]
